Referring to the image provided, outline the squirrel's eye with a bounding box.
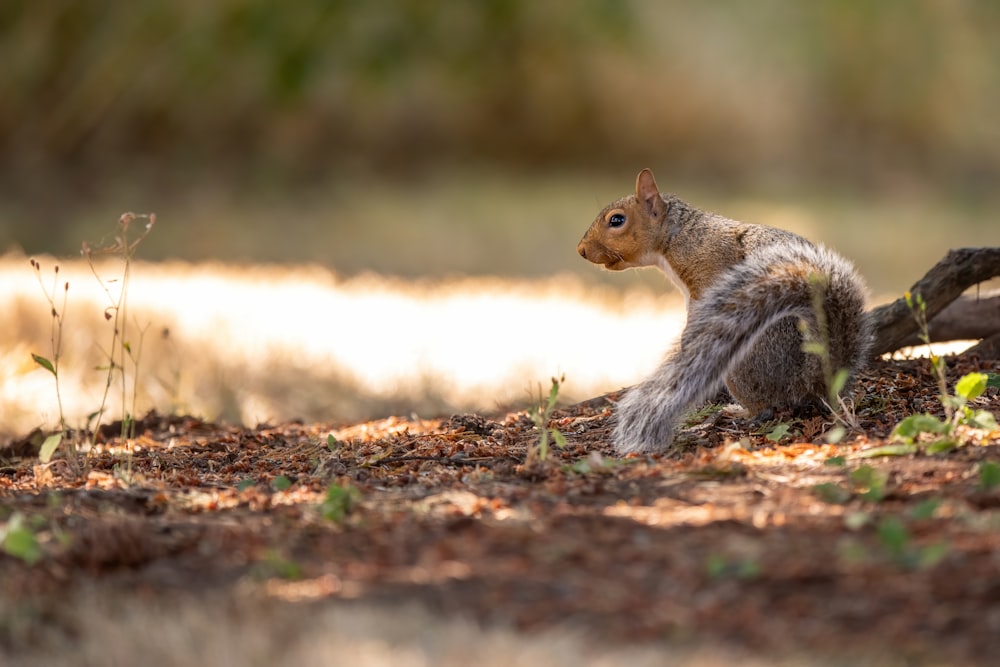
[608,213,626,228]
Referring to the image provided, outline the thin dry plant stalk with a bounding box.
[82,212,156,449]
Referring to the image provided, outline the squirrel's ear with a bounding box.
[635,169,665,218]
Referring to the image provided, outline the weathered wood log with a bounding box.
[963,331,1000,360]
[894,293,1000,348]
[868,247,1000,356]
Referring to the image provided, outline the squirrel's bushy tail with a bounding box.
[613,240,871,455]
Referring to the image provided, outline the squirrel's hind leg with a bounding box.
[725,317,826,416]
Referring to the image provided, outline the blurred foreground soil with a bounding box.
[2,356,1000,666]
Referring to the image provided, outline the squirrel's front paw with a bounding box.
[611,391,675,455]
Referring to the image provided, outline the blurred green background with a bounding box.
[2,0,999,294]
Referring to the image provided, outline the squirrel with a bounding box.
[577,168,872,455]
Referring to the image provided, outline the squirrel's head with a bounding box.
[576,168,668,271]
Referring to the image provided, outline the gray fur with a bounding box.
[614,234,872,455]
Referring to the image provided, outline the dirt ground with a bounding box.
[2,356,999,666]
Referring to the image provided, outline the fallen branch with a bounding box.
[893,294,1000,348]
[963,332,1000,360]
[868,248,1000,356]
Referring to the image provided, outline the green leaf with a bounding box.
[326,434,339,450]
[925,439,957,455]
[736,559,760,580]
[272,475,292,491]
[876,517,909,558]
[978,461,1000,491]
[2,514,42,565]
[550,429,568,449]
[986,374,1000,390]
[765,423,791,442]
[547,376,561,407]
[263,551,302,580]
[321,484,359,523]
[955,373,988,401]
[236,478,256,492]
[858,443,918,458]
[38,433,62,464]
[704,554,728,579]
[967,410,997,431]
[892,414,947,442]
[824,455,847,467]
[704,554,758,580]
[910,498,941,520]
[850,465,888,502]
[916,542,950,569]
[31,353,56,376]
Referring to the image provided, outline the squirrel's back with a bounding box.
[690,235,871,408]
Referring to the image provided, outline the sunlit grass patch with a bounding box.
[1,254,685,437]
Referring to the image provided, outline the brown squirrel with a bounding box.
[577,169,872,454]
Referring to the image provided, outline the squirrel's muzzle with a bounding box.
[577,236,616,267]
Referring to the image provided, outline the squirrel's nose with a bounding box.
[577,243,587,259]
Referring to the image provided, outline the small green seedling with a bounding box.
[261,550,303,580]
[876,517,908,559]
[850,465,888,502]
[891,414,949,444]
[84,212,156,459]
[890,372,998,451]
[1,513,42,566]
[526,375,568,464]
[876,516,949,569]
[892,292,998,453]
[978,461,1000,492]
[29,259,72,462]
[705,553,760,581]
[909,498,941,520]
[816,464,890,505]
[320,483,360,523]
